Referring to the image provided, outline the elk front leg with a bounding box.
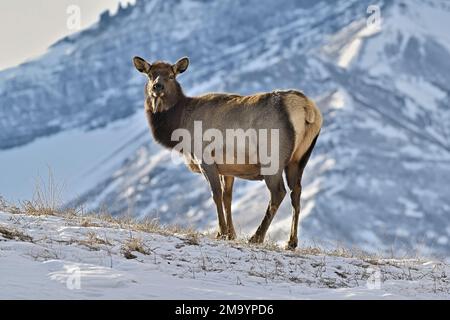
[201,165,227,238]
[221,175,236,240]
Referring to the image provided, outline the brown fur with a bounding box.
[133,56,323,248]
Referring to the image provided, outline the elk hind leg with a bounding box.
[249,173,286,244]
[286,134,319,250]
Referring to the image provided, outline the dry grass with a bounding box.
[0,175,380,260]
[0,174,440,264]
[0,194,437,264]
[0,168,81,217]
[295,245,378,260]
[183,233,200,246]
[76,231,112,251]
[124,237,149,254]
[79,217,101,228]
[121,234,151,259]
[32,168,64,214]
[229,236,283,253]
[0,193,417,262]
[0,193,198,240]
[0,224,33,242]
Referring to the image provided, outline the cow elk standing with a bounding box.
[133,56,322,250]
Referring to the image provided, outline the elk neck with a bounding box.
[146,88,191,149]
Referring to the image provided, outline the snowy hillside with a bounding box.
[1,210,449,299]
[0,0,450,258]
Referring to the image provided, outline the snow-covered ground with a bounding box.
[1,210,448,299]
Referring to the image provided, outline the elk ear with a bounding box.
[133,56,151,74]
[173,57,189,75]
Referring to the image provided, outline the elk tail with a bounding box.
[304,98,317,124]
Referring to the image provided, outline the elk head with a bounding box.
[133,56,189,112]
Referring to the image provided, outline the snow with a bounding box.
[408,0,450,52]
[359,0,450,73]
[0,211,448,299]
[322,18,381,69]
[397,197,424,219]
[329,90,347,110]
[337,22,383,69]
[395,77,446,113]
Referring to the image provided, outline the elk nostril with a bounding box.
[153,83,164,91]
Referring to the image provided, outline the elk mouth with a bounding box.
[151,93,165,112]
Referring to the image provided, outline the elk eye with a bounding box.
[169,74,175,80]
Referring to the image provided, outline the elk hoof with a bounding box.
[227,231,237,241]
[216,232,226,240]
[285,240,298,251]
[248,234,263,244]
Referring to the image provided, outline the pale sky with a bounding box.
[0,0,134,70]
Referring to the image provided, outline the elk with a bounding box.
[133,56,322,250]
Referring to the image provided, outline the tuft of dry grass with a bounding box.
[79,217,101,228]
[76,231,111,251]
[0,224,33,242]
[121,235,150,259]
[0,168,71,217]
[122,250,137,260]
[230,236,283,253]
[0,197,21,215]
[1,194,62,217]
[129,216,200,239]
[294,245,378,260]
[183,233,200,246]
[32,168,64,214]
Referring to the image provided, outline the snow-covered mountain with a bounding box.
[1,0,449,258]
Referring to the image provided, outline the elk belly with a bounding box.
[216,163,262,179]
